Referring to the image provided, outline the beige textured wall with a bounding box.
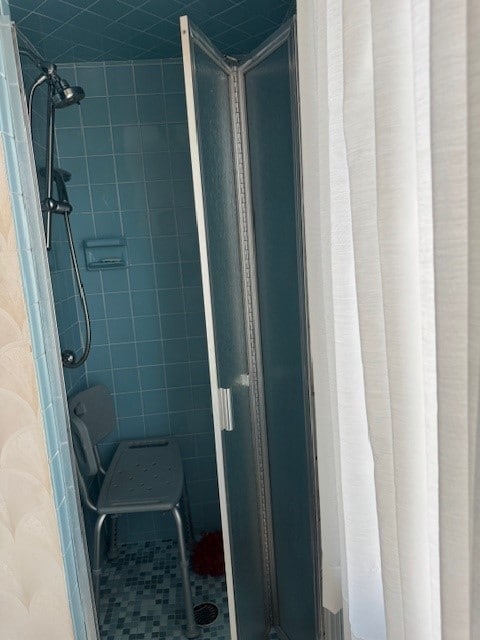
[0,141,74,638]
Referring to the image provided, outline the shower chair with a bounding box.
[68,384,200,639]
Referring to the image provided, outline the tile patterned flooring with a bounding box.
[98,539,282,640]
[99,540,230,640]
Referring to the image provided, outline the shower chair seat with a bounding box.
[68,384,200,639]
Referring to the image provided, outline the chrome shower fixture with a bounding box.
[20,49,85,112]
[20,49,85,250]
[51,76,85,109]
[19,48,92,369]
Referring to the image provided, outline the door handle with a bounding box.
[218,387,234,432]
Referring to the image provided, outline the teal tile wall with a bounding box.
[53,58,219,542]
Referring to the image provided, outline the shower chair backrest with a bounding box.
[68,384,116,478]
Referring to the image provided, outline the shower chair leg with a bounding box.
[172,505,200,639]
[108,515,119,559]
[93,513,107,609]
[181,478,195,550]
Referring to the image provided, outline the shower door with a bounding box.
[181,15,321,640]
[238,26,319,640]
[181,16,267,640]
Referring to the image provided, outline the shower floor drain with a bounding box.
[194,602,219,626]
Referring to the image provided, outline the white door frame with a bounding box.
[180,15,239,640]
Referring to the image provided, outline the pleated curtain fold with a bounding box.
[297,1,480,638]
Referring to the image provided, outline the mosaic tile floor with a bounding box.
[98,539,230,640]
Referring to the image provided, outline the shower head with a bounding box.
[51,77,85,108]
[24,57,85,109]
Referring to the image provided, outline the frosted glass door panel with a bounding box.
[182,19,266,640]
[244,39,316,640]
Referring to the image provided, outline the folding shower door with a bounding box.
[181,16,319,640]
[240,29,318,640]
[181,17,267,640]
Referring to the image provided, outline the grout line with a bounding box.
[131,58,173,438]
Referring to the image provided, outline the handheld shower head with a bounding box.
[51,77,85,108]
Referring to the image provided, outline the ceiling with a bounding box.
[9,0,294,63]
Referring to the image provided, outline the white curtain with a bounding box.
[297,1,480,639]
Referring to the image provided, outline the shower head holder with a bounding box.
[42,196,72,215]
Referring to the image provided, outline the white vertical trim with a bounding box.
[297,0,336,616]
[179,15,238,640]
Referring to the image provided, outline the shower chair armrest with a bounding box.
[94,445,107,476]
[74,458,99,513]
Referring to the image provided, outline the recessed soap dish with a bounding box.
[84,237,128,270]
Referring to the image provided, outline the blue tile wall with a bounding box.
[53,58,220,542]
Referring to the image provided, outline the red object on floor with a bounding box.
[192,531,225,577]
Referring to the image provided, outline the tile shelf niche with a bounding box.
[84,237,128,270]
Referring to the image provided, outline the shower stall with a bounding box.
[4,3,322,640]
